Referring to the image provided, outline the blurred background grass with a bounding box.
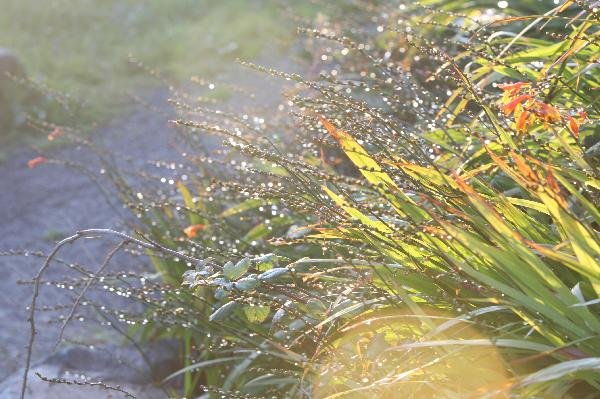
[0,0,300,135]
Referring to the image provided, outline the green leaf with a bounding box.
[209,301,237,322]
[397,339,553,352]
[177,181,203,225]
[520,358,600,386]
[320,117,428,222]
[504,41,564,64]
[214,287,229,301]
[322,186,392,234]
[242,216,293,244]
[254,253,278,271]
[162,356,244,382]
[243,305,270,323]
[223,258,251,281]
[257,267,289,281]
[233,276,259,291]
[244,375,298,388]
[505,197,549,215]
[220,198,267,218]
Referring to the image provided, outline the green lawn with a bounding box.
[0,0,295,132]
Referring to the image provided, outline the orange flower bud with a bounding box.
[183,224,205,238]
[47,127,64,141]
[27,156,48,169]
[498,81,528,96]
[567,116,579,138]
[516,109,531,134]
[502,95,531,116]
[534,101,561,125]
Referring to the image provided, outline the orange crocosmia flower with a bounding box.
[502,94,532,116]
[47,127,63,141]
[183,224,205,238]
[567,116,579,138]
[498,81,528,97]
[516,109,531,134]
[534,101,561,126]
[27,156,48,169]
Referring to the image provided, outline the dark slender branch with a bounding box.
[68,229,203,264]
[21,233,81,399]
[90,304,171,397]
[55,240,129,349]
[21,228,204,399]
[35,372,136,398]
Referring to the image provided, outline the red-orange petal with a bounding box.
[535,101,561,123]
[498,82,528,96]
[546,166,561,195]
[183,224,205,238]
[27,156,48,169]
[567,116,579,138]
[319,116,347,141]
[516,110,530,134]
[47,127,64,141]
[503,95,531,116]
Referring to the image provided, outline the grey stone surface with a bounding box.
[0,88,179,382]
[0,366,166,399]
[0,340,179,398]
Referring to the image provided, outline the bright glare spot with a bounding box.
[497,0,508,8]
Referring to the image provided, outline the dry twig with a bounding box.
[21,228,203,399]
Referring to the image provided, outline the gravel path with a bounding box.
[0,57,296,396]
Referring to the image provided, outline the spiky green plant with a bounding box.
[66,1,600,398]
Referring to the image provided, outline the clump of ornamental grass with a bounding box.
[21,1,599,398]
